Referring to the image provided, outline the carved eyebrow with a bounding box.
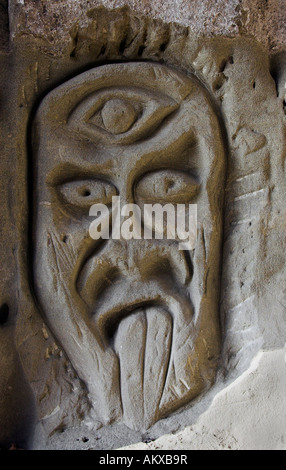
[46,162,115,187]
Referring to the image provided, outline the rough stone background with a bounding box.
[5,0,286,54]
[0,0,285,450]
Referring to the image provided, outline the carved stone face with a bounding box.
[32,62,225,430]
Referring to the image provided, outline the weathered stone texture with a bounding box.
[0,0,285,451]
[7,0,286,53]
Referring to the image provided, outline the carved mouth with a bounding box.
[77,252,194,348]
[77,264,181,345]
[79,272,193,347]
[94,301,171,343]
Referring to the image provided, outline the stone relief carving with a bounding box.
[0,3,284,450]
[32,62,225,431]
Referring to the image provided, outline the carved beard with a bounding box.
[76,240,197,429]
[32,62,225,431]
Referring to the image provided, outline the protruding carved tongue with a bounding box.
[114,307,172,431]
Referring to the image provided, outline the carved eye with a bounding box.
[136,170,200,204]
[94,99,137,135]
[57,179,117,215]
[68,88,178,145]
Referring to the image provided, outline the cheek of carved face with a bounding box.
[33,62,225,431]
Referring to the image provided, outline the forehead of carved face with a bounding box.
[32,62,225,431]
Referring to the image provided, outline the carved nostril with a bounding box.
[137,248,192,287]
[61,234,68,243]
